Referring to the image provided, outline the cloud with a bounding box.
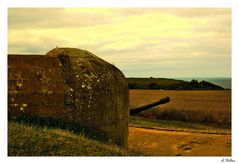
[8,8,231,77]
[8,8,119,30]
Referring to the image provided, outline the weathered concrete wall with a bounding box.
[8,48,129,147]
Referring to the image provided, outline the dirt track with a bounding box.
[128,127,231,156]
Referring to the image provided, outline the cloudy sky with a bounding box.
[8,8,231,78]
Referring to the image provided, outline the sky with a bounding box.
[8,8,231,78]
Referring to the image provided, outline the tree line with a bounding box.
[128,79,224,90]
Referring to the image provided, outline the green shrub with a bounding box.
[135,108,228,126]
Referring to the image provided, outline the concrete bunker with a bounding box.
[8,48,129,147]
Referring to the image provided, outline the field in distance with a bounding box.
[129,90,231,126]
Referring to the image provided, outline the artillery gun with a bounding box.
[129,96,170,115]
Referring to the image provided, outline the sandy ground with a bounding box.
[128,127,231,156]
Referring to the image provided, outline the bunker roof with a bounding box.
[46,47,98,58]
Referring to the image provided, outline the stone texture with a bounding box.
[8,48,129,147]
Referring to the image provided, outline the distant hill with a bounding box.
[127,77,225,90]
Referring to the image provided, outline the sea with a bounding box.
[176,77,231,89]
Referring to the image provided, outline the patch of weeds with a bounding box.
[134,108,230,127]
[9,114,105,142]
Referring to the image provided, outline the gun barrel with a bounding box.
[130,96,170,115]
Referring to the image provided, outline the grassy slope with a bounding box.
[8,121,140,156]
[127,77,224,90]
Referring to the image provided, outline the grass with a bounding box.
[129,116,231,134]
[8,121,141,156]
[9,115,104,142]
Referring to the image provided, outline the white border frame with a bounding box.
[1,1,238,164]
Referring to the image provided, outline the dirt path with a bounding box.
[128,127,231,156]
